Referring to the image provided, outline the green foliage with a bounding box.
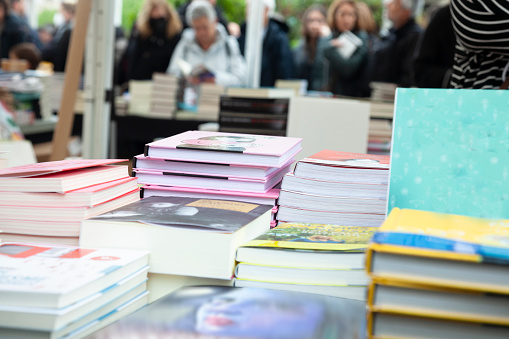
[120,0,383,44]
[38,9,57,27]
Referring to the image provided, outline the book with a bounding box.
[368,278,509,326]
[225,87,295,98]
[0,243,149,308]
[0,165,129,193]
[368,311,509,339]
[219,96,290,114]
[85,285,366,339]
[0,177,138,207]
[0,266,148,331]
[133,164,290,193]
[388,88,509,219]
[0,291,149,339]
[297,149,390,170]
[0,159,126,178]
[133,154,293,179]
[0,233,80,246]
[232,279,367,300]
[0,189,140,222]
[275,79,308,95]
[278,190,386,214]
[277,205,385,227]
[80,196,273,279]
[282,173,388,199]
[140,185,280,206]
[144,130,302,167]
[366,208,509,294]
[336,31,363,59]
[236,223,377,269]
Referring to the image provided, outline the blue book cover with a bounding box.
[387,88,509,219]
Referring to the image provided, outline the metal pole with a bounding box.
[245,1,264,88]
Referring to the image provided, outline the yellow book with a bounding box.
[366,208,509,294]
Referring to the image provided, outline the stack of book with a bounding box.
[0,242,149,338]
[133,130,302,227]
[369,82,396,102]
[219,88,294,136]
[150,73,178,118]
[278,150,389,227]
[366,208,509,338]
[127,80,152,117]
[234,222,377,300]
[0,159,139,245]
[40,73,85,118]
[195,83,225,121]
[80,195,274,302]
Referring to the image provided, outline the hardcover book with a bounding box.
[80,196,273,279]
[366,207,509,294]
[144,130,302,167]
[388,88,509,219]
[86,285,366,339]
[0,243,149,308]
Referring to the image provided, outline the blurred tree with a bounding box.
[38,9,57,27]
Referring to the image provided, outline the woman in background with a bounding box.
[322,0,368,97]
[293,5,331,91]
[118,0,182,86]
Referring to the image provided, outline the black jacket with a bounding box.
[414,5,455,88]
[371,18,423,87]
[117,24,181,84]
[238,19,294,87]
[1,14,26,59]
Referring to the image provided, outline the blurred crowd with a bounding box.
[3,0,509,95]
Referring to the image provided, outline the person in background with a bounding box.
[37,24,55,47]
[354,1,379,97]
[167,0,246,87]
[117,0,182,86]
[292,5,331,91]
[413,4,455,88]
[370,0,423,87]
[449,0,509,89]
[0,0,27,59]
[9,42,41,70]
[322,0,369,97]
[41,0,77,72]
[11,0,43,49]
[178,0,231,33]
[237,0,293,87]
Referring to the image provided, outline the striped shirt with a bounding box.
[450,0,509,89]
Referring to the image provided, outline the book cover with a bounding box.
[146,130,301,157]
[86,285,366,339]
[0,242,149,308]
[388,88,509,219]
[0,159,126,178]
[372,207,509,262]
[300,150,390,169]
[89,196,273,233]
[243,222,378,251]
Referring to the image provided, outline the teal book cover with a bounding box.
[388,88,509,219]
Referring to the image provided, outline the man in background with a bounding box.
[371,0,423,87]
[237,0,293,87]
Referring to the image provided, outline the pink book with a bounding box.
[134,154,295,179]
[0,177,138,207]
[141,185,280,206]
[0,159,127,178]
[133,164,291,193]
[0,165,130,193]
[144,130,302,167]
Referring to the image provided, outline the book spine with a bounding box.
[220,97,289,114]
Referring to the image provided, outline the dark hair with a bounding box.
[301,5,327,62]
[0,0,11,14]
[9,43,41,70]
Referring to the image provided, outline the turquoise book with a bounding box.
[388,88,509,219]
